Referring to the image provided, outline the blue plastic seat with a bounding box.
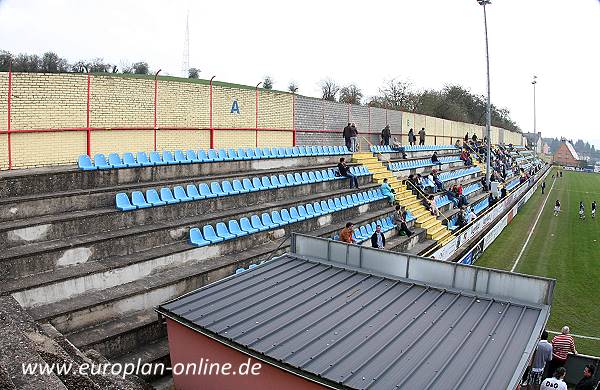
[261,148,273,158]
[289,207,305,221]
[298,146,308,156]
[198,150,210,162]
[245,148,259,160]
[294,172,305,184]
[340,197,349,208]
[251,215,270,231]
[315,171,324,182]
[116,193,136,211]
[240,217,259,234]
[199,183,217,198]
[208,149,223,162]
[150,151,166,166]
[327,199,338,211]
[203,225,224,243]
[174,150,190,164]
[320,170,331,181]
[108,153,127,168]
[228,220,249,237]
[278,174,289,187]
[280,209,297,223]
[271,210,286,226]
[301,172,311,184]
[261,176,275,189]
[365,224,374,236]
[219,149,233,161]
[160,187,179,204]
[313,202,324,216]
[270,176,283,188]
[298,205,310,219]
[250,177,265,191]
[253,148,264,159]
[236,148,249,160]
[162,151,178,165]
[242,178,258,192]
[227,148,241,161]
[232,180,249,194]
[291,147,300,157]
[94,154,111,169]
[216,222,236,240]
[327,170,337,180]
[190,228,211,247]
[320,200,331,214]
[277,147,287,158]
[186,184,203,200]
[285,147,294,157]
[123,152,141,167]
[308,172,317,183]
[334,198,344,210]
[131,191,151,208]
[186,150,202,163]
[174,186,192,202]
[210,182,226,196]
[306,204,316,216]
[351,194,360,205]
[78,155,96,170]
[222,180,240,195]
[146,189,166,206]
[261,213,279,229]
[286,173,297,185]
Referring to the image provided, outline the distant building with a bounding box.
[553,139,580,167]
[542,143,550,155]
[524,132,543,154]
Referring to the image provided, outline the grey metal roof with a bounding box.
[158,254,548,390]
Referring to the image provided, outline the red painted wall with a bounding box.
[553,144,578,166]
[165,318,327,390]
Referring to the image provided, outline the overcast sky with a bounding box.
[1,0,599,147]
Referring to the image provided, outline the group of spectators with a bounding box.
[343,123,359,152]
[522,326,597,390]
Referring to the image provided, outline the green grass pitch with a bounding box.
[476,168,600,356]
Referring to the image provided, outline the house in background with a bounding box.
[553,139,581,167]
[523,132,543,154]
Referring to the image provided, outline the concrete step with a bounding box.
[113,338,170,383]
[432,229,453,242]
[150,375,174,390]
[405,239,438,256]
[426,224,447,238]
[385,228,428,253]
[0,183,382,282]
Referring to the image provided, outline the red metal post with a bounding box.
[292,93,296,146]
[255,82,261,147]
[7,63,12,170]
[86,72,91,156]
[209,75,215,149]
[153,69,161,151]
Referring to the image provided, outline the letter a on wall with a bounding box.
[231,100,240,114]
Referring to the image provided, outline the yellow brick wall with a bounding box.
[157,80,210,128]
[214,129,256,149]
[11,132,87,168]
[90,130,153,156]
[90,75,153,128]
[10,73,87,130]
[0,134,7,169]
[157,129,210,151]
[257,90,293,129]
[257,130,293,148]
[212,85,255,129]
[0,73,7,131]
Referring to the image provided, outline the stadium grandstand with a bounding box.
[0,71,596,390]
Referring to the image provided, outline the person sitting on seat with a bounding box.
[446,187,459,208]
[423,195,440,217]
[393,205,413,237]
[380,178,396,205]
[431,151,442,168]
[339,222,356,244]
[391,138,407,158]
[432,170,444,192]
[337,157,359,189]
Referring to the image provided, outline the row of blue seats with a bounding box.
[79,145,351,170]
[388,156,461,171]
[473,198,490,215]
[189,189,387,247]
[331,213,416,243]
[435,183,482,208]
[235,263,261,275]
[371,145,458,153]
[505,178,521,191]
[115,166,371,211]
[438,167,481,182]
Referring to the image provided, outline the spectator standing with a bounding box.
[350,123,358,151]
[339,222,356,244]
[541,181,546,194]
[554,200,561,216]
[472,133,478,142]
[540,367,567,390]
[457,206,467,228]
[579,201,585,220]
[381,125,391,146]
[466,206,477,224]
[380,178,396,204]
[393,205,413,237]
[592,201,596,219]
[343,123,352,151]
[464,132,469,142]
[501,187,507,198]
[337,158,359,189]
[370,225,386,249]
[527,330,553,390]
[574,365,596,390]
[408,128,416,146]
[419,127,426,146]
[548,326,577,376]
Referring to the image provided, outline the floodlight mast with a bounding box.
[478,0,492,189]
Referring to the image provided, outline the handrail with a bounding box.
[404,179,453,226]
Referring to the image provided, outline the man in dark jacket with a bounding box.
[381,125,391,146]
[419,127,426,145]
[343,123,352,151]
[337,157,359,188]
[574,365,596,390]
[370,225,386,249]
[350,123,358,151]
[408,128,416,146]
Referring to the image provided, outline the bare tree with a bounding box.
[288,82,298,93]
[320,79,339,101]
[379,79,414,110]
[339,84,363,105]
[263,76,273,90]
